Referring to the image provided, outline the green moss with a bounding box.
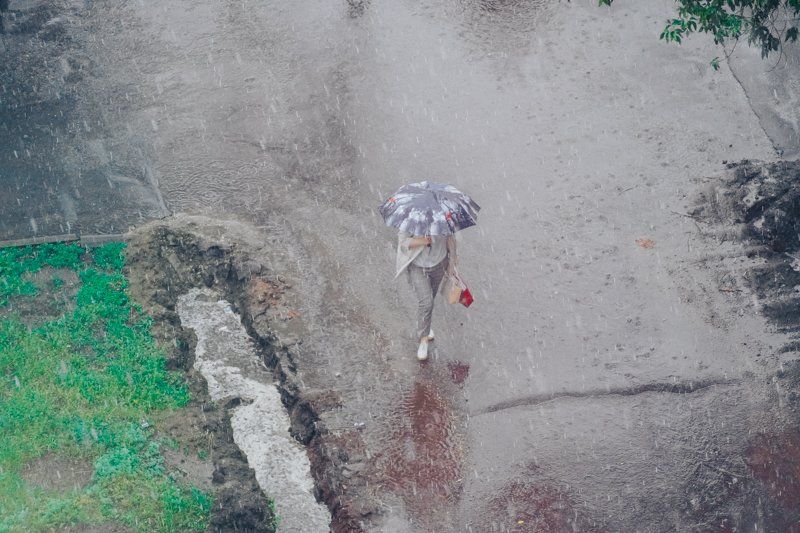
[0,242,211,532]
[0,471,100,532]
[97,474,212,532]
[91,242,127,272]
[0,242,84,305]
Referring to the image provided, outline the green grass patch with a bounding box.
[0,243,84,306]
[0,242,211,532]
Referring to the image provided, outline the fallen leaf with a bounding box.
[635,238,655,249]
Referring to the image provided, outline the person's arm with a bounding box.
[398,232,431,252]
[400,231,431,249]
[407,236,432,249]
[447,235,459,265]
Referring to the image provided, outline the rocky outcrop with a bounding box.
[126,216,379,532]
[693,159,800,353]
[125,235,276,532]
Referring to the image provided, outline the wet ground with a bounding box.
[378,364,465,531]
[0,0,168,242]
[3,0,800,531]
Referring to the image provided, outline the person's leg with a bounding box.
[407,264,434,342]
[429,257,449,298]
[424,258,449,341]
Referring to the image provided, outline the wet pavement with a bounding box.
[3,0,800,531]
[728,45,800,159]
[378,364,465,531]
[0,0,167,243]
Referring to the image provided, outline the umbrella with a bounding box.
[378,181,480,236]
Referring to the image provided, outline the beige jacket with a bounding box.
[395,231,458,278]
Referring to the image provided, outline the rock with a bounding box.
[241,259,265,279]
[694,159,800,352]
[344,462,365,474]
[289,400,318,445]
[124,224,276,531]
[303,389,344,412]
[341,496,379,519]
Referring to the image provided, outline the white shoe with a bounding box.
[417,339,429,361]
[427,328,435,341]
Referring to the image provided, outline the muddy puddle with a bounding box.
[447,361,471,387]
[375,364,465,530]
[480,477,582,533]
[746,429,800,512]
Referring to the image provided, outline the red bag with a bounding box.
[446,265,474,308]
[459,287,474,308]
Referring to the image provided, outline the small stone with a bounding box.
[279,336,300,347]
[345,462,365,474]
[347,452,366,463]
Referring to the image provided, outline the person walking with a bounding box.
[395,231,457,360]
[378,181,480,361]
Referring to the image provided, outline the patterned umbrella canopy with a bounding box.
[378,181,480,236]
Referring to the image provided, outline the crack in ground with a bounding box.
[476,377,739,415]
[725,56,796,157]
[725,56,778,154]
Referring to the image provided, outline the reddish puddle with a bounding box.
[746,429,800,511]
[380,367,463,529]
[677,428,800,532]
[480,478,584,533]
[447,361,470,386]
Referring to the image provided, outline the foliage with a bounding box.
[599,0,800,61]
[0,242,210,532]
